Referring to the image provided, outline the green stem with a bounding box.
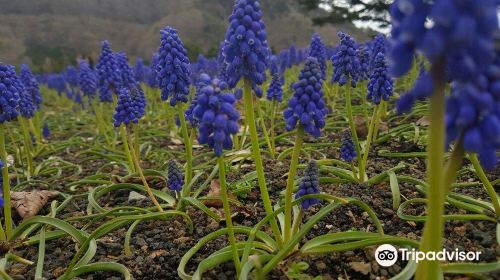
[217,156,241,275]
[270,100,277,158]
[120,124,135,173]
[291,208,304,237]
[91,100,110,145]
[0,124,13,239]
[242,79,283,247]
[177,104,193,190]
[18,116,33,178]
[126,125,164,213]
[470,153,500,217]
[284,126,305,243]
[359,105,380,182]
[134,124,140,161]
[360,82,369,126]
[256,99,274,159]
[345,83,363,181]
[415,60,447,280]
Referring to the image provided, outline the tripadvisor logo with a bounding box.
[374,244,482,267]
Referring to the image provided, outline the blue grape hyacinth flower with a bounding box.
[357,45,370,82]
[284,57,328,137]
[340,130,357,163]
[15,70,35,119]
[366,53,394,105]
[20,64,41,111]
[295,160,320,209]
[445,52,500,170]
[78,59,98,98]
[192,76,240,156]
[42,123,50,139]
[369,34,388,70]
[65,66,79,91]
[113,87,146,127]
[47,74,67,96]
[308,33,327,80]
[157,26,191,106]
[331,32,360,87]
[222,0,270,89]
[96,40,122,102]
[0,64,22,123]
[266,74,283,103]
[167,159,184,192]
[115,52,138,90]
[134,58,146,82]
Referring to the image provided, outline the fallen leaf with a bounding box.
[11,191,60,219]
[349,262,371,275]
[149,249,167,258]
[354,116,368,139]
[416,116,430,126]
[203,180,238,208]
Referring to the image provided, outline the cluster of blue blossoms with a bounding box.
[366,53,393,105]
[284,57,328,137]
[47,74,67,96]
[78,59,98,98]
[295,160,320,209]
[185,73,213,127]
[369,34,388,69]
[167,159,184,192]
[357,45,370,82]
[266,74,284,103]
[17,72,35,119]
[340,130,357,163]
[389,0,499,169]
[20,64,42,111]
[42,123,51,139]
[308,34,327,80]
[331,32,360,87]
[192,75,240,156]
[113,87,146,127]
[222,0,270,89]
[0,63,21,123]
[157,27,192,106]
[96,41,122,102]
[115,52,138,90]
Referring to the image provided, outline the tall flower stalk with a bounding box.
[388,1,499,278]
[283,57,327,242]
[157,26,193,193]
[0,64,22,240]
[222,0,283,245]
[192,77,242,275]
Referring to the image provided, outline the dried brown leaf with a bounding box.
[11,190,59,219]
[203,180,238,208]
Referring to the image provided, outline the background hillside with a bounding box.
[0,0,371,72]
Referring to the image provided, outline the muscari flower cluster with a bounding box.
[340,130,357,162]
[266,74,283,103]
[20,64,41,111]
[0,63,21,123]
[308,33,327,80]
[134,58,146,82]
[43,123,50,139]
[115,52,138,89]
[295,160,320,209]
[157,26,191,106]
[357,45,370,82]
[369,34,388,70]
[146,53,160,88]
[47,74,67,96]
[331,32,360,87]
[185,73,213,127]
[65,66,79,91]
[366,53,393,105]
[446,52,500,169]
[113,86,146,127]
[389,0,499,169]
[78,59,98,98]
[222,0,270,89]
[284,57,328,137]
[167,159,184,192]
[192,75,240,156]
[96,40,122,102]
